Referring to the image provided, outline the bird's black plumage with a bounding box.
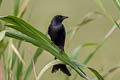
[48,15,71,76]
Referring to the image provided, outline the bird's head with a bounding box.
[51,15,68,24]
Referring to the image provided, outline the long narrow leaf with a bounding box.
[114,0,120,10]
[0,30,6,41]
[5,30,90,80]
[92,66,120,80]
[18,0,30,17]
[24,47,43,80]
[0,41,8,58]
[103,66,120,78]
[7,38,13,80]
[95,0,120,29]
[16,51,24,80]
[1,16,51,44]
[11,43,25,65]
[83,42,103,64]
[0,16,90,80]
[0,0,2,7]
[83,19,120,65]
[0,16,91,80]
[66,43,98,80]
[37,60,61,80]
[14,0,20,16]
[88,67,104,80]
[71,46,81,59]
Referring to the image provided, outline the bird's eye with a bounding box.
[59,16,62,18]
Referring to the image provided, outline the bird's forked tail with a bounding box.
[51,64,71,76]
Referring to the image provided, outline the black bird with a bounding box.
[48,15,71,76]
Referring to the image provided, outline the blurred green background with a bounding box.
[0,0,120,80]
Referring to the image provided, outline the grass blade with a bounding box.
[71,46,81,59]
[18,0,30,17]
[88,67,104,80]
[82,43,98,48]
[95,0,120,29]
[114,0,120,10]
[24,47,43,80]
[37,60,61,80]
[16,51,24,80]
[2,16,51,43]
[0,30,6,41]
[7,38,13,80]
[14,0,20,16]
[32,60,37,80]
[83,19,120,65]
[0,41,8,58]
[68,12,103,40]
[0,0,2,7]
[11,43,25,65]
[66,43,98,80]
[83,42,103,64]
[78,11,103,26]
[0,16,91,80]
[103,66,120,78]
[92,66,120,80]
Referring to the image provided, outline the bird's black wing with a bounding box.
[58,24,65,47]
[48,23,66,50]
[48,24,57,42]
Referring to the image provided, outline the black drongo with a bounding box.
[48,15,71,76]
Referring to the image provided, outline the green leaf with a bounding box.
[95,0,120,30]
[66,43,97,80]
[0,21,3,31]
[71,46,81,59]
[5,30,90,80]
[88,67,104,80]
[71,59,85,68]
[71,43,97,59]
[83,42,103,64]
[78,18,94,26]
[103,66,120,78]
[2,16,51,44]
[14,0,20,16]
[18,0,30,17]
[24,47,43,80]
[82,43,98,48]
[16,52,24,80]
[92,66,120,80]
[0,41,8,58]
[114,0,120,10]
[0,16,90,80]
[114,20,120,29]
[0,30,6,41]
[83,0,120,69]
[78,11,103,27]
[7,38,13,80]
[37,60,61,80]
[68,11,103,40]
[0,0,2,7]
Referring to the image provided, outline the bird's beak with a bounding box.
[63,16,69,19]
